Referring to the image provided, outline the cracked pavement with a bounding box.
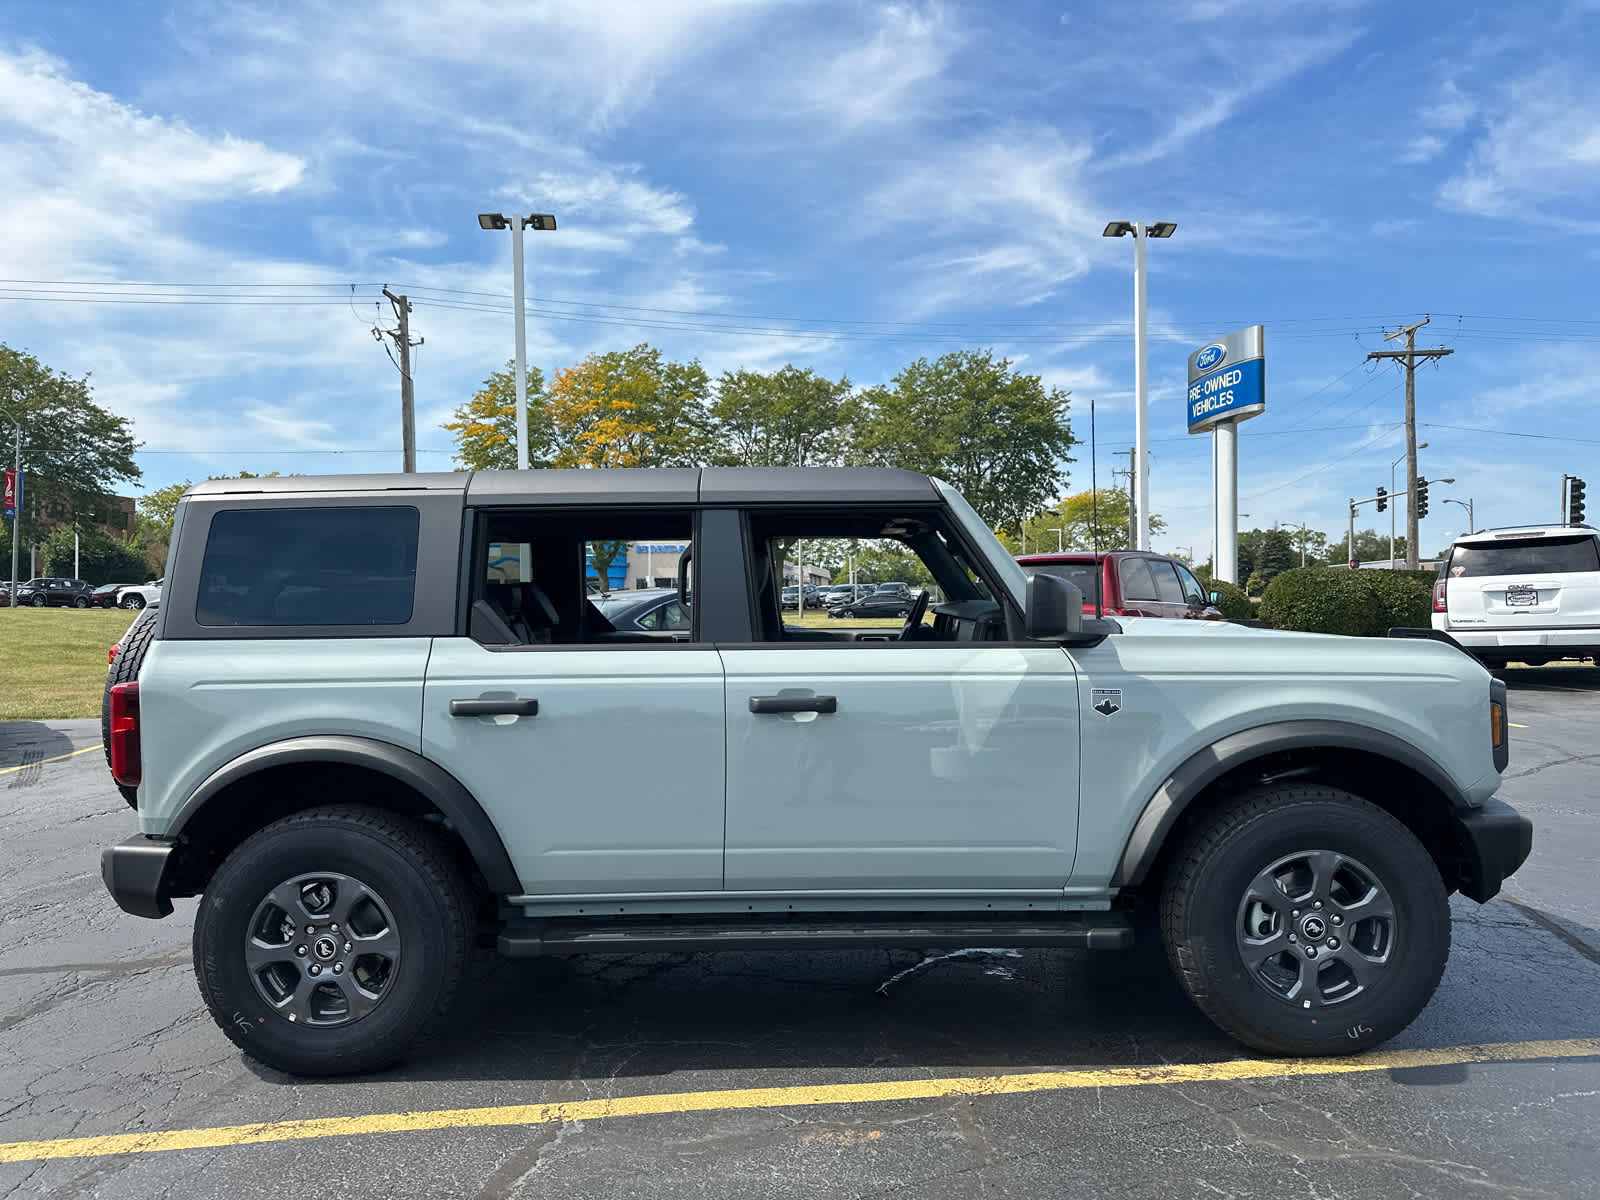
[2,666,1598,1199]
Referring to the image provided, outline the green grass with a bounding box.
[0,608,135,720]
[786,608,922,629]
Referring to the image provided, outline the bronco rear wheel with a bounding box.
[1160,784,1450,1056]
[194,806,472,1076]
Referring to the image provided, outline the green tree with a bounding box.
[0,344,141,512]
[137,481,192,543]
[41,524,149,583]
[854,350,1076,529]
[443,361,554,470]
[1330,528,1406,566]
[710,366,858,467]
[1000,487,1164,553]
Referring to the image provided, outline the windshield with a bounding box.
[1019,561,1101,604]
[1449,536,1600,577]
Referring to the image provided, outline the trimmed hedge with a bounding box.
[1195,574,1254,621]
[1258,566,1431,636]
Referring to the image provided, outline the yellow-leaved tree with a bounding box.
[442,361,553,470]
[546,344,711,469]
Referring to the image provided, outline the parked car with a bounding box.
[780,585,823,610]
[1432,524,1600,667]
[93,582,138,608]
[1015,551,1223,621]
[829,588,922,618]
[0,581,10,607]
[822,584,875,608]
[101,466,1527,1077]
[117,578,163,609]
[591,588,690,633]
[12,577,95,608]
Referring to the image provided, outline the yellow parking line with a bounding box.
[2,1036,1596,1165]
[1509,722,1529,729]
[0,744,102,776]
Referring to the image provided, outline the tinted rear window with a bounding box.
[197,506,419,626]
[1449,536,1600,578]
[1020,562,1101,604]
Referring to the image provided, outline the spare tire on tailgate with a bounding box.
[102,606,159,808]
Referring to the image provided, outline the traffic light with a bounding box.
[1415,478,1430,520]
[1570,477,1587,525]
[1375,486,1387,513]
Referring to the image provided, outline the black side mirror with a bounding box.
[1025,571,1083,639]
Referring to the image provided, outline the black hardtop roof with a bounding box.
[185,466,940,506]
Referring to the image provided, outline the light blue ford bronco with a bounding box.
[101,468,1530,1076]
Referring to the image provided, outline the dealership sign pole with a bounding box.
[1187,326,1265,585]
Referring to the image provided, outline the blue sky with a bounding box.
[2,0,1597,559]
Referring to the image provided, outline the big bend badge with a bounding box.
[1092,688,1122,717]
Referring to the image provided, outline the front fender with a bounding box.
[1111,719,1471,889]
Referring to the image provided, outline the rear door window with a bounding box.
[1119,557,1159,601]
[197,506,420,626]
[1449,536,1600,578]
[1019,562,1100,605]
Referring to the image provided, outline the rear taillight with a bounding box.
[1432,581,1448,613]
[109,682,141,787]
[108,641,121,664]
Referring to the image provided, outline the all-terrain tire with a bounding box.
[1160,784,1450,1056]
[193,805,473,1077]
[102,606,160,807]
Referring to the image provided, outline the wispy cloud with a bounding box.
[1437,65,1600,227]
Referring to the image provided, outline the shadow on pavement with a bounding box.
[0,721,75,773]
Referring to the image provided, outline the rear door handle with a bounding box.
[749,695,837,715]
[450,698,539,717]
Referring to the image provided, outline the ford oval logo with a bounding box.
[1195,343,1226,372]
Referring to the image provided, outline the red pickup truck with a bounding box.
[1015,550,1223,620]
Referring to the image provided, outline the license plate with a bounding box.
[1505,587,1538,607]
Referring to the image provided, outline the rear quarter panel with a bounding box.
[1065,620,1499,892]
[135,638,432,834]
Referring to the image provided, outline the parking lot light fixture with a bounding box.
[477,210,557,470]
[1102,219,1176,552]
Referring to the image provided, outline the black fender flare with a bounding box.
[1112,720,1470,889]
[171,735,522,895]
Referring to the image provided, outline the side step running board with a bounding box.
[498,912,1133,957]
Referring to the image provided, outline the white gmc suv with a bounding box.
[1432,524,1600,667]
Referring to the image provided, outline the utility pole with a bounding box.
[380,288,422,473]
[1111,448,1137,549]
[1367,316,1453,569]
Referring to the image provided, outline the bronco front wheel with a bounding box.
[194,806,472,1076]
[1160,784,1450,1056]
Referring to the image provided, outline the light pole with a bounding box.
[1390,443,1426,567]
[1103,220,1176,551]
[477,211,557,470]
[1441,496,1474,534]
[1054,527,1065,553]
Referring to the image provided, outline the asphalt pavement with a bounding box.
[1,671,1597,1199]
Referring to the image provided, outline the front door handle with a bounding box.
[749,695,837,715]
[450,698,539,717]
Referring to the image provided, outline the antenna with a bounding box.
[1090,392,1102,619]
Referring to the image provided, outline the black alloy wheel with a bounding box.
[193,806,472,1076]
[1161,783,1450,1056]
